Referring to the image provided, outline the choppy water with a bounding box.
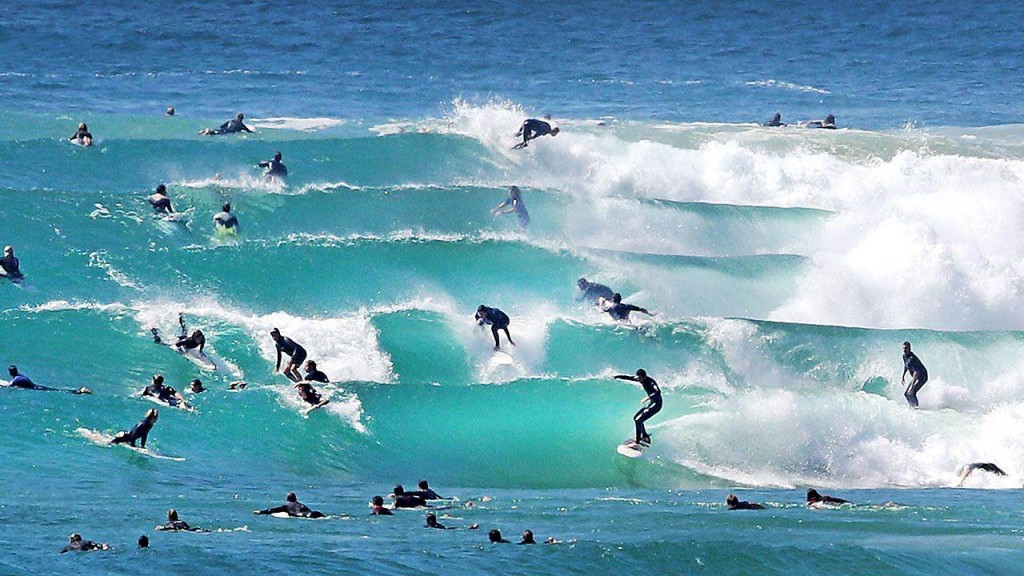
[4,1,1024,574]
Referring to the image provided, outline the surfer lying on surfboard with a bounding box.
[253,492,325,518]
[111,408,159,448]
[295,381,330,413]
[5,365,91,394]
[141,374,191,410]
[614,368,662,447]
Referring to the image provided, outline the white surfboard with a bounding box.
[616,439,648,459]
[303,398,331,416]
[142,392,195,413]
[77,427,184,461]
[489,350,515,367]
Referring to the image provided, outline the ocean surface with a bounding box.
[3,1,1024,574]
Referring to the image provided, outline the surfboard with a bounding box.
[76,427,184,461]
[151,327,219,371]
[303,398,331,416]
[489,350,515,367]
[142,392,195,412]
[616,438,649,459]
[69,136,93,147]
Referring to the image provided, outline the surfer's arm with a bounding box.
[254,505,287,515]
[275,348,282,372]
[242,123,254,133]
[613,374,638,382]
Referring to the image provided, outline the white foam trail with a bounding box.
[269,383,366,433]
[248,117,346,132]
[175,173,288,194]
[745,79,831,94]
[87,251,141,289]
[18,300,130,314]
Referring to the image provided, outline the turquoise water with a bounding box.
[4,1,1024,574]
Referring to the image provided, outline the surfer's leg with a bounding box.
[490,325,501,349]
[904,377,921,408]
[501,327,515,346]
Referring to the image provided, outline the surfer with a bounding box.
[726,495,763,510]
[600,293,653,322]
[68,122,93,146]
[956,462,1008,487]
[189,379,206,393]
[303,360,329,383]
[112,408,159,448]
[519,530,536,544]
[370,496,393,516]
[488,529,510,543]
[513,118,560,149]
[295,381,327,409]
[411,480,444,500]
[614,368,662,446]
[270,328,307,382]
[166,106,175,116]
[259,151,288,180]
[764,112,786,127]
[61,533,109,553]
[425,513,446,529]
[148,184,174,214]
[156,509,203,532]
[142,374,190,409]
[475,305,515,350]
[138,535,149,548]
[175,329,206,355]
[253,492,325,518]
[199,113,253,135]
[806,489,850,506]
[491,185,530,228]
[392,485,428,508]
[901,341,928,408]
[214,203,239,231]
[6,365,91,394]
[804,113,837,129]
[1,245,24,280]
[575,277,614,304]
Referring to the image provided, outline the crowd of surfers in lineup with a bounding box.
[1,111,1008,554]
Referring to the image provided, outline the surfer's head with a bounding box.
[577,277,589,290]
[509,185,521,199]
[190,379,204,392]
[78,122,87,130]
[286,492,297,502]
[488,529,504,543]
[371,496,384,506]
[270,328,281,341]
[167,509,179,521]
[393,485,405,495]
[156,184,167,195]
[902,341,911,353]
[305,360,317,372]
[165,106,175,116]
[773,113,781,122]
[806,489,822,503]
[520,530,535,544]
[69,533,82,542]
[418,480,430,490]
[612,293,622,304]
[236,113,244,120]
[7,365,16,377]
[726,494,738,508]
[3,245,12,255]
[152,374,164,386]
[222,203,231,213]
[274,151,282,161]
[825,113,835,124]
[635,368,647,378]
[551,127,560,136]
[426,513,438,526]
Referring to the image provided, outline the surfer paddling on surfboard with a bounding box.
[475,305,515,351]
[614,368,662,447]
[148,184,174,215]
[141,374,191,409]
[253,492,325,518]
[68,122,93,146]
[5,365,91,394]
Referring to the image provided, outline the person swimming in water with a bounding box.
[148,184,174,214]
[764,112,786,127]
[141,374,190,409]
[370,495,393,516]
[411,480,444,500]
[253,492,325,518]
[600,293,653,323]
[188,379,206,393]
[200,113,254,135]
[155,509,204,532]
[425,513,446,529]
[259,151,288,180]
[901,341,928,408]
[112,408,159,448]
[575,277,614,304]
[165,106,175,116]
[806,489,850,506]
[1,245,24,280]
[614,368,662,446]
[518,530,536,544]
[513,118,560,149]
[214,203,239,231]
[726,494,763,510]
[804,113,836,129]
[271,328,307,382]
[61,533,109,553]
[475,305,515,351]
[491,185,529,228]
[69,122,93,146]
[392,485,428,508]
[6,365,91,394]
[303,360,329,383]
[956,462,1008,487]
[488,529,510,543]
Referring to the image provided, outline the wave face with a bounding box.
[6,103,1024,498]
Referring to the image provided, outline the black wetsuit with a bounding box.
[0,255,22,279]
[728,500,763,510]
[297,384,323,406]
[9,374,44,390]
[580,283,614,304]
[257,500,324,518]
[144,383,180,405]
[210,119,252,135]
[394,493,428,508]
[175,334,204,353]
[260,158,287,177]
[61,539,104,553]
[112,416,157,448]
[477,306,512,348]
[518,119,554,143]
[70,129,93,142]
[304,369,329,383]
[156,520,197,531]
[903,351,928,408]
[149,195,173,214]
[412,488,443,500]
[607,302,646,321]
[276,337,307,366]
[967,462,1007,475]
[634,375,662,442]
[214,211,239,229]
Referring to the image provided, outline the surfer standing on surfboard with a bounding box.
[614,368,662,446]
[475,305,515,351]
[271,328,307,382]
